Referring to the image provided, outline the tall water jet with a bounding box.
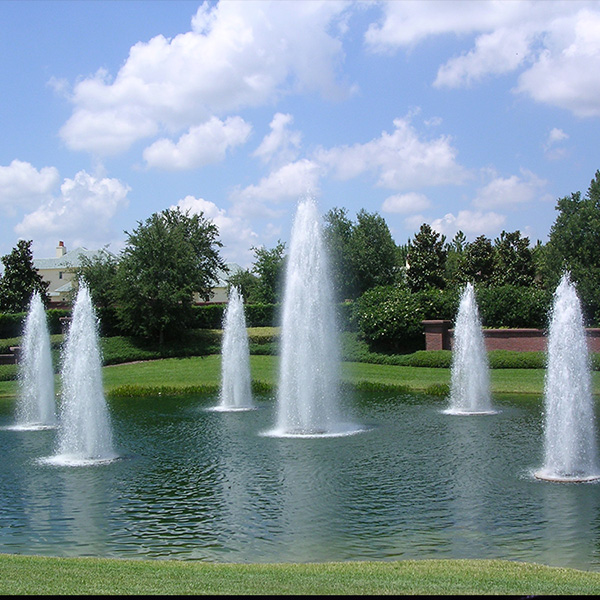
[535,273,600,482]
[215,285,254,411]
[44,283,116,466]
[271,197,359,437]
[12,291,57,430]
[444,282,496,415]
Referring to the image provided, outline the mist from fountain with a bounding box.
[11,291,57,430]
[42,283,117,466]
[444,282,496,416]
[268,196,361,438]
[214,285,254,412]
[535,273,600,482]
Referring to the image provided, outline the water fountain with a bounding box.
[42,283,117,466]
[444,282,496,415]
[214,285,254,411]
[11,290,57,430]
[269,196,360,437]
[535,273,600,482]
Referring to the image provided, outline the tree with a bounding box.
[351,209,399,296]
[492,230,536,287]
[406,224,447,292]
[459,235,495,285]
[545,169,600,323]
[72,248,120,335]
[444,230,467,287]
[323,207,358,301]
[114,207,225,344]
[250,241,286,304]
[0,240,49,313]
[226,268,259,304]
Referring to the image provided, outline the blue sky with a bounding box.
[2,0,600,269]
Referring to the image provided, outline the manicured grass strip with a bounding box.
[1,555,600,595]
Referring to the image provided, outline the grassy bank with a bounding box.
[1,555,600,595]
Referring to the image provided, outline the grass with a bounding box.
[1,555,600,595]
[3,330,600,594]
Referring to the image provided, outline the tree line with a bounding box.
[1,170,600,346]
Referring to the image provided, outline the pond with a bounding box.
[1,390,600,570]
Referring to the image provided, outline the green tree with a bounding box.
[444,230,467,287]
[323,207,358,301]
[227,268,259,304]
[351,209,398,297]
[250,241,286,304]
[459,235,495,285]
[406,224,447,292]
[545,169,600,323]
[0,240,49,313]
[492,230,536,287]
[114,207,225,344]
[72,248,120,335]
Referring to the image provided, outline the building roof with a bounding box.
[33,247,115,270]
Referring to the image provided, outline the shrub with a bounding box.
[476,285,553,328]
[353,286,425,352]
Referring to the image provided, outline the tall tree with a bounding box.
[492,230,536,287]
[445,230,468,287]
[250,241,286,304]
[545,169,600,322]
[459,235,495,285]
[351,209,398,297]
[114,207,225,344]
[323,207,358,301]
[0,240,49,313]
[406,223,447,291]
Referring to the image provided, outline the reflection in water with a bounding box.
[0,391,600,570]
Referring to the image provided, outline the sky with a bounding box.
[2,0,600,270]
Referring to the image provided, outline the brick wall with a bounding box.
[422,320,600,353]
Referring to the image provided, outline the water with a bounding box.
[445,282,496,416]
[11,291,57,430]
[42,284,117,466]
[535,273,600,482]
[272,197,359,437]
[214,286,254,412]
[2,391,600,570]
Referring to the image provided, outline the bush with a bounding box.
[353,286,425,352]
[476,285,553,329]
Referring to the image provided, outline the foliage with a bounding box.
[444,230,467,287]
[491,230,536,287]
[72,249,120,335]
[0,240,49,313]
[226,268,260,304]
[113,207,225,344]
[406,224,447,291]
[476,285,553,328]
[351,209,399,296]
[353,285,425,352]
[248,241,286,304]
[459,235,495,285]
[323,207,357,300]
[324,207,399,300]
[544,169,600,324]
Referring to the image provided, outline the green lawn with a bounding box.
[1,555,600,595]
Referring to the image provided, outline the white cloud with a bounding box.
[366,1,600,117]
[232,158,322,207]
[382,192,431,214]
[0,160,59,215]
[315,115,469,189]
[172,195,258,267]
[59,0,354,155]
[253,112,302,166]
[473,169,547,209]
[15,170,130,249]
[143,116,252,170]
[430,210,506,238]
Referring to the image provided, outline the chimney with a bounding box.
[56,241,66,257]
